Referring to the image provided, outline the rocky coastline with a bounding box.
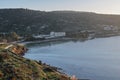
[0,44,79,80]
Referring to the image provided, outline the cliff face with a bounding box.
[0,50,71,80]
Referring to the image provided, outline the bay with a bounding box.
[24,36,120,80]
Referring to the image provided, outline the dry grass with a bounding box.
[0,50,72,80]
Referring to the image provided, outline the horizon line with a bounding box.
[0,8,120,15]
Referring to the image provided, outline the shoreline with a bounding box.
[2,35,120,80]
[0,49,73,80]
[19,34,120,45]
[19,37,76,45]
[22,37,95,80]
[23,35,120,80]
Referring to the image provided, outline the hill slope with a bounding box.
[0,8,120,35]
[0,49,71,80]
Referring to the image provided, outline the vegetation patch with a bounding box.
[0,49,73,80]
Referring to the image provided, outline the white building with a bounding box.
[32,32,66,39]
[103,25,118,31]
[50,32,66,37]
[33,34,49,38]
[104,26,112,31]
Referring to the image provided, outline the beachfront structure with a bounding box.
[32,32,66,39]
[103,25,118,31]
[50,32,66,37]
[33,34,50,38]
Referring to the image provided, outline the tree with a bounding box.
[11,32,19,41]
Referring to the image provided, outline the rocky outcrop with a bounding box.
[9,44,28,56]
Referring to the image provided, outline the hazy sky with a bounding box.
[0,0,120,14]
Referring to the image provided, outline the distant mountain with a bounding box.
[0,8,120,35]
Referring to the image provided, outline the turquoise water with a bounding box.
[24,36,120,80]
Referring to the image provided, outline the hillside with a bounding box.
[0,8,120,35]
[0,49,72,80]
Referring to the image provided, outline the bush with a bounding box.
[0,55,3,62]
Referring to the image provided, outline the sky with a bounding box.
[0,0,120,14]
